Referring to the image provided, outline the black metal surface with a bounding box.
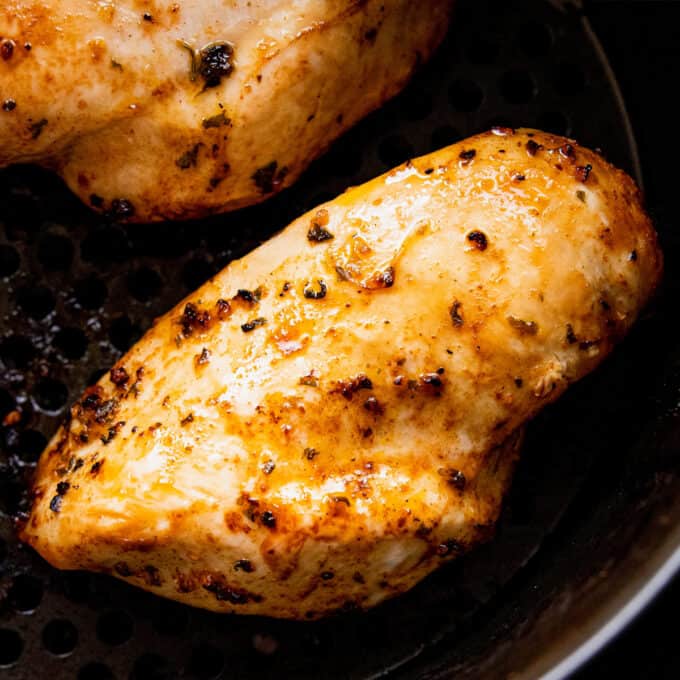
[1,1,675,679]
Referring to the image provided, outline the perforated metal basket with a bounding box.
[2,1,678,679]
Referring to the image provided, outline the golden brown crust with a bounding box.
[21,129,662,618]
[0,0,454,221]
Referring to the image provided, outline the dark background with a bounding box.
[577,2,680,677]
[1,2,677,678]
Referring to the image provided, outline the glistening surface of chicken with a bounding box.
[22,129,662,619]
[0,0,452,222]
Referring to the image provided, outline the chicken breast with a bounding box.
[0,0,452,222]
[21,129,662,619]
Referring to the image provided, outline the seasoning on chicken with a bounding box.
[22,129,662,619]
[0,0,453,221]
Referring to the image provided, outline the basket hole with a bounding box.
[81,226,131,264]
[300,629,332,656]
[42,618,78,657]
[537,111,571,136]
[1,334,36,369]
[518,21,553,58]
[499,70,536,105]
[8,573,43,613]
[128,267,163,302]
[38,233,74,271]
[448,78,484,112]
[0,244,20,277]
[0,629,23,667]
[78,662,116,680]
[34,378,68,413]
[17,429,47,463]
[96,610,134,646]
[109,316,142,353]
[73,275,108,310]
[16,285,55,320]
[54,327,88,360]
[182,258,216,291]
[430,126,462,151]
[187,643,225,680]
[553,62,587,96]
[252,632,279,656]
[131,653,173,680]
[378,135,415,168]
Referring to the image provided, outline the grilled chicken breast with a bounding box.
[22,129,662,619]
[0,0,452,222]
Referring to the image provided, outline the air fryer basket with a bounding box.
[2,1,678,678]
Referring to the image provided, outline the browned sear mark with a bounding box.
[202,111,231,129]
[216,299,231,318]
[179,302,212,336]
[241,317,266,333]
[439,468,466,491]
[307,209,333,242]
[304,447,320,460]
[358,266,396,290]
[559,143,576,161]
[303,280,327,299]
[49,481,70,513]
[467,231,488,251]
[143,565,162,586]
[195,348,211,366]
[459,149,476,165]
[575,164,592,183]
[176,143,203,169]
[526,139,542,156]
[28,118,48,139]
[507,316,539,336]
[450,300,464,327]
[363,396,384,415]
[234,559,254,572]
[235,288,263,304]
[419,372,444,395]
[566,324,578,344]
[202,575,260,604]
[437,539,463,556]
[331,374,373,399]
[1,39,16,60]
[252,161,288,194]
[101,421,124,444]
[110,366,129,386]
